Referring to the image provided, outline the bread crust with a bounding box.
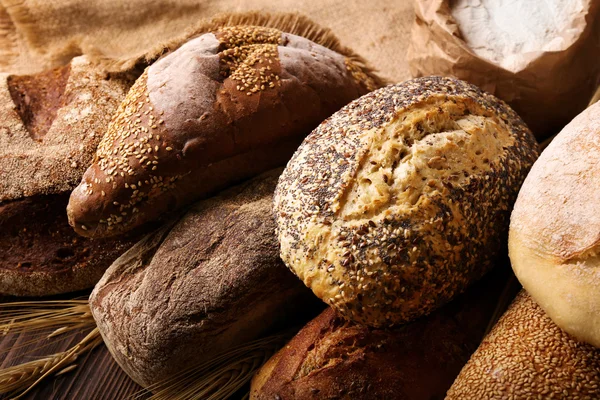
[447,291,600,399]
[0,193,143,296]
[509,101,600,347]
[89,169,318,388]
[275,76,539,327]
[68,26,376,238]
[250,267,509,400]
[0,56,130,201]
[0,57,138,296]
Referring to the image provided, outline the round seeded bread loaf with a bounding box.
[509,101,600,347]
[274,76,539,327]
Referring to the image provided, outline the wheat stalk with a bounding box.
[0,327,102,398]
[0,300,100,398]
[0,300,94,337]
[132,331,293,400]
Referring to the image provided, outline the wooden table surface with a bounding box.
[0,330,143,400]
[0,289,145,400]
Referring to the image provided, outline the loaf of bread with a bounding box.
[67,24,380,238]
[0,56,130,201]
[447,291,600,399]
[275,76,539,327]
[250,266,511,400]
[90,169,320,388]
[0,194,143,296]
[509,101,600,347]
[0,57,144,296]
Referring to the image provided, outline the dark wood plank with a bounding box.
[0,329,144,400]
[0,290,145,400]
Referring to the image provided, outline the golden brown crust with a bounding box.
[67,25,376,238]
[275,76,539,327]
[447,291,600,399]
[509,101,600,347]
[0,56,131,201]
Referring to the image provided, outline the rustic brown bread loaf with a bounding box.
[509,101,600,348]
[0,57,143,296]
[274,76,539,328]
[0,194,143,296]
[250,266,511,400]
[447,291,600,399]
[89,169,320,388]
[67,24,380,238]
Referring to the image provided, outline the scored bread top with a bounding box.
[275,76,539,327]
[68,25,377,237]
[509,101,600,347]
[0,56,130,201]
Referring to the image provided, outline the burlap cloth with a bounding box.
[0,0,413,82]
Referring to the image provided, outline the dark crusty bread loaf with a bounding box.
[0,56,130,201]
[90,169,320,388]
[0,56,143,296]
[274,76,539,328]
[67,25,380,238]
[0,194,143,296]
[447,291,600,399]
[250,266,510,400]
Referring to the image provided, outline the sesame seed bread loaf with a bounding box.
[0,57,144,296]
[67,25,380,238]
[274,76,539,327]
[250,266,510,400]
[90,169,321,388]
[447,291,600,399]
[509,101,600,348]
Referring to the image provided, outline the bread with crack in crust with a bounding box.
[274,76,539,327]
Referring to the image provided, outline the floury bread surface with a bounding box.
[90,169,319,388]
[509,101,600,348]
[68,24,379,238]
[0,56,141,296]
[274,76,539,327]
[0,56,130,201]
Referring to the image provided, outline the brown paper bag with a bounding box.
[407,0,600,140]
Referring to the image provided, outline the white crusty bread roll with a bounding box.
[509,101,600,347]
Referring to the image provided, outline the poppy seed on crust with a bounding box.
[274,76,539,327]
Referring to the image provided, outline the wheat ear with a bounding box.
[0,327,102,398]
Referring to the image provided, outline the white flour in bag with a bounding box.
[451,0,586,71]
